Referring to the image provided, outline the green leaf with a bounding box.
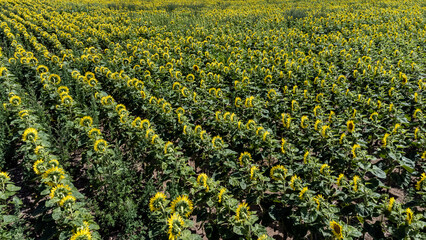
[370,165,386,179]
[52,208,62,221]
[6,184,21,192]
[0,192,7,200]
[3,215,18,224]
[232,225,243,235]
[239,180,247,190]
[401,165,414,173]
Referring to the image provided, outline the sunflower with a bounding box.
[42,167,65,184]
[416,173,426,190]
[314,120,322,131]
[351,144,360,158]
[300,115,308,129]
[392,124,401,134]
[321,125,330,138]
[186,74,195,82]
[299,187,308,200]
[250,166,259,181]
[48,74,61,85]
[352,175,361,192]
[88,128,101,139]
[339,133,346,144]
[33,159,45,175]
[18,110,29,119]
[61,95,73,106]
[80,116,93,127]
[413,109,422,119]
[313,194,324,210]
[234,97,242,107]
[370,112,379,121]
[329,221,343,239]
[281,138,286,154]
[257,234,270,240]
[387,197,395,212]
[22,128,38,142]
[170,195,193,217]
[406,208,413,225]
[320,164,330,175]
[57,86,69,95]
[9,95,21,106]
[164,141,173,154]
[0,172,10,181]
[235,202,250,222]
[382,133,390,147]
[94,139,107,152]
[70,227,92,240]
[303,151,309,164]
[336,174,344,186]
[59,194,76,207]
[49,184,71,199]
[197,173,209,192]
[132,117,142,128]
[218,188,227,203]
[347,120,355,133]
[149,192,167,212]
[238,152,252,166]
[262,131,270,141]
[270,165,287,181]
[167,213,185,240]
[289,175,301,190]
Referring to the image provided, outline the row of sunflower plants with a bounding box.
[0,170,31,239]
[1,62,99,239]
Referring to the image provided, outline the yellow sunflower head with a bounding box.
[329,220,343,239]
[235,202,250,222]
[22,128,38,142]
[171,195,193,217]
[149,192,167,212]
[167,213,185,240]
[347,120,355,133]
[49,184,71,199]
[270,165,287,181]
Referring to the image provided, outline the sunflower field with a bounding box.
[0,0,425,239]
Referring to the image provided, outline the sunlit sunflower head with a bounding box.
[0,172,10,181]
[347,120,355,133]
[167,213,185,240]
[149,192,167,212]
[59,194,77,207]
[235,202,250,222]
[238,152,252,166]
[406,208,413,225]
[270,165,287,181]
[416,173,426,191]
[94,139,107,152]
[42,167,65,184]
[218,188,227,204]
[80,116,93,127]
[70,226,92,240]
[250,166,259,181]
[329,221,343,239]
[22,128,38,142]
[197,173,209,192]
[33,159,45,175]
[49,184,71,199]
[171,195,193,217]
